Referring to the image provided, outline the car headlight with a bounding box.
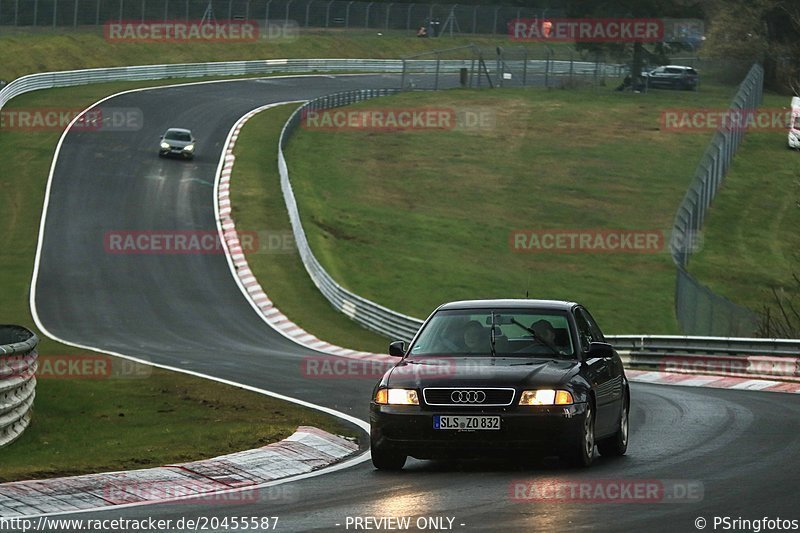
[374,388,419,405]
[160,142,170,150]
[519,389,573,406]
[184,143,195,152]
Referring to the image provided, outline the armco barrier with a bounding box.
[0,325,38,449]
[0,58,624,115]
[611,335,800,381]
[278,89,424,342]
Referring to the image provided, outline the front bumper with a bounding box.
[160,147,193,158]
[370,402,588,459]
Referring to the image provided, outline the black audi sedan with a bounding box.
[370,299,629,470]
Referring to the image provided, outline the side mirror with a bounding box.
[388,341,406,357]
[587,342,614,359]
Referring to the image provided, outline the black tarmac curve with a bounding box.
[29,75,800,532]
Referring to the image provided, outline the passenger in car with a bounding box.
[531,319,556,346]
[463,320,488,352]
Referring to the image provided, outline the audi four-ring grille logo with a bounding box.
[450,390,487,403]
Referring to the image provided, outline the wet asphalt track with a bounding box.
[29,74,800,532]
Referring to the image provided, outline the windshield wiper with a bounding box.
[489,311,497,357]
[509,318,560,356]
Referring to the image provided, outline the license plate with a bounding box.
[434,415,500,430]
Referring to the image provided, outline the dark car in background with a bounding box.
[642,65,699,90]
[158,128,196,160]
[369,299,630,470]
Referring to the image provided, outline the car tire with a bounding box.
[597,392,629,457]
[371,440,406,471]
[563,402,594,467]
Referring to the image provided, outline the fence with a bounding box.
[0,0,560,34]
[0,325,38,449]
[278,89,423,341]
[400,44,626,90]
[0,58,461,114]
[669,63,763,336]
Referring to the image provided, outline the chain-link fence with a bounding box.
[400,44,627,90]
[670,63,763,337]
[0,0,562,34]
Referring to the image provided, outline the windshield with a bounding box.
[409,308,575,358]
[165,131,191,142]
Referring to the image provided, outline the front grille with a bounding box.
[422,387,515,407]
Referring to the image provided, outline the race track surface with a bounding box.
[30,75,800,532]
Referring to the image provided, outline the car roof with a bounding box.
[165,128,192,134]
[664,65,695,70]
[437,299,578,311]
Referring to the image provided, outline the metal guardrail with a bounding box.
[0,58,405,112]
[278,89,425,342]
[669,63,763,336]
[606,334,800,356]
[608,335,800,381]
[0,57,626,114]
[0,326,39,449]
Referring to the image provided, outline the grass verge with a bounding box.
[229,104,389,353]
[688,93,800,314]
[0,364,357,483]
[280,85,747,334]
[0,80,358,482]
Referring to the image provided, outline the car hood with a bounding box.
[385,356,580,389]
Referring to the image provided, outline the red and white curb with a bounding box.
[0,427,357,517]
[626,369,800,394]
[216,103,391,364]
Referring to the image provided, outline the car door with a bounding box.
[574,307,617,436]
[648,66,667,88]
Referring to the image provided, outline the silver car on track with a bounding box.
[159,128,196,160]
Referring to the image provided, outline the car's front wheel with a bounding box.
[370,439,406,471]
[563,402,594,467]
[598,392,629,457]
